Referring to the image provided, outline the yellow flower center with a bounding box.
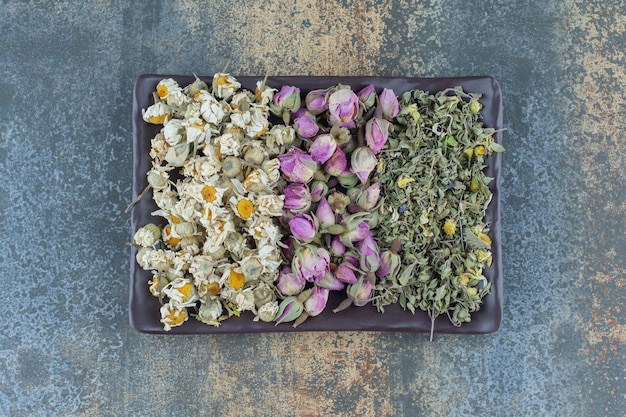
[202,207,213,220]
[165,307,187,325]
[475,145,486,156]
[256,124,268,137]
[229,269,245,290]
[470,179,479,191]
[157,84,169,98]
[206,282,220,296]
[148,114,167,124]
[237,199,254,219]
[171,214,181,224]
[216,75,229,86]
[467,287,478,297]
[201,185,218,203]
[178,282,193,301]
[459,274,470,286]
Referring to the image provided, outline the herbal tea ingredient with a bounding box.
[372,87,503,337]
[136,74,288,330]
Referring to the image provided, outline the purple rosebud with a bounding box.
[277,266,306,296]
[292,244,330,283]
[356,84,376,109]
[353,182,381,211]
[309,180,328,203]
[279,148,317,183]
[271,85,301,114]
[374,88,399,121]
[305,88,331,115]
[328,88,361,128]
[329,235,346,257]
[365,117,392,154]
[350,146,377,184]
[315,197,336,227]
[316,270,346,291]
[335,263,359,284]
[356,234,380,273]
[309,133,337,164]
[275,293,306,325]
[304,286,330,316]
[348,276,374,306]
[376,237,402,278]
[293,115,319,139]
[324,147,348,177]
[347,221,371,243]
[288,213,318,243]
[283,182,312,212]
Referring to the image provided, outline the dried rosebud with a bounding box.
[309,133,337,164]
[292,244,330,283]
[350,146,377,184]
[353,182,381,211]
[283,182,312,213]
[274,294,306,325]
[324,147,348,177]
[270,85,301,115]
[316,270,346,290]
[276,266,306,296]
[327,191,351,214]
[329,235,347,257]
[340,221,370,247]
[279,148,317,183]
[357,84,376,110]
[304,286,329,316]
[376,237,402,278]
[305,88,331,115]
[293,114,319,138]
[309,180,328,203]
[315,197,336,228]
[328,88,361,128]
[356,234,380,273]
[374,88,399,121]
[288,213,318,243]
[348,275,374,306]
[335,263,359,284]
[365,117,392,154]
[337,171,360,188]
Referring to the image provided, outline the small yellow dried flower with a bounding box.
[443,219,456,235]
[236,199,254,219]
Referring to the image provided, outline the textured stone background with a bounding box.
[1,1,624,416]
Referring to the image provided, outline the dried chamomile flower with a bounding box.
[196,297,223,326]
[160,301,188,331]
[133,223,161,247]
[255,79,276,105]
[255,300,279,322]
[142,101,172,125]
[162,119,186,146]
[163,277,198,308]
[197,91,228,126]
[156,78,191,108]
[256,194,285,217]
[150,132,169,163]
[212,73,241,100]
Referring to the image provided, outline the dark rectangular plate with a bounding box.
[130,75,503,334]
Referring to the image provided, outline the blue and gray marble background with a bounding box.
[1,1,624,416]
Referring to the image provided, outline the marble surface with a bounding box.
[0,1,624,416]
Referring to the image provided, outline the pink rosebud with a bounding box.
[376,237,402,278]
[374,88,399,120]
[315,198,336,228]
[271,85,301,114]
[349,276,374,306]
[309,180,328,202]
[354,182,381,211]
[350,146,377,184]
[305,88,331,115]
[357,84,376,109]
[316,270,346,291]
[279,148,317,183]
[343,221,371,245]
[324,147,348,177]
[328,88,361,128]
[283,183,312,213]
[275,292,307,325]
[292,244,330,283]
[277,266,306,296]
[356,234,380,273]
[288,213,318,243]
[293,115,319,138]
[335,263,359,284]
[309,133,337,164]
[365,117,392,154]
[329,235,346,257]
[304,286,329,316]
